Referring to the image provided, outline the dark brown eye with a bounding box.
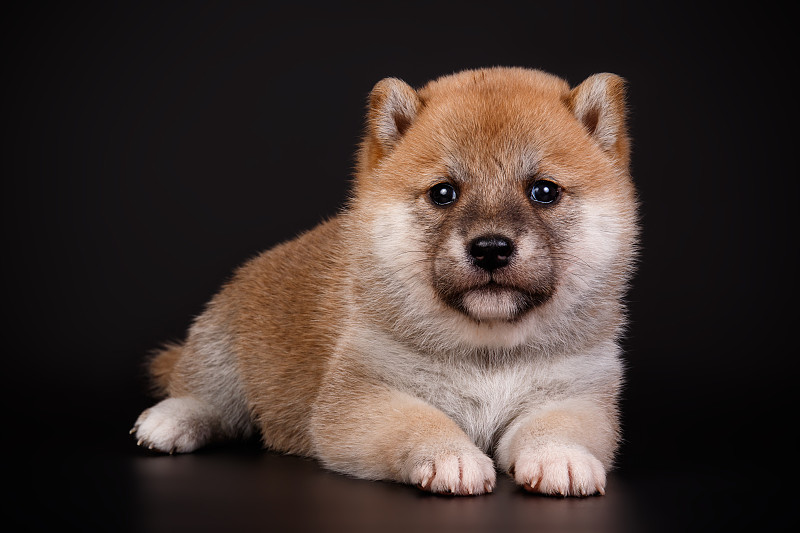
[530,179,560,204]
[429,183,458,205]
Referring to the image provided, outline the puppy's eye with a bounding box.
[429,183,458,205]
[530,179,560,204]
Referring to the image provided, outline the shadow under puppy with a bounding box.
[132,67,638,497]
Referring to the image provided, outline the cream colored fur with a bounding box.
[133,67,638,497]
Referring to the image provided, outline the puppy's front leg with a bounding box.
[310,375,495,495]
[495,398,618,497]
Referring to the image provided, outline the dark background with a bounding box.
[4,2,794,531]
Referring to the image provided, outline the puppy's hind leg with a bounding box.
[132,325,254,453]
[132,396,228,453]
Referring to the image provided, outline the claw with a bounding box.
[129,427,137,435]
[137,439,143,446]
[524,473,542,494]
[419,474,432,490]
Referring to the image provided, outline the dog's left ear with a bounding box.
[359,77,421,171]
[567,73,630,168]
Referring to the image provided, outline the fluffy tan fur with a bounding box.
[132,67,638,497]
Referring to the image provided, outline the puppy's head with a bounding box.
[353,68,637,349]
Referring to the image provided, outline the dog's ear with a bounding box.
[567,73,630,168]
[360,77,421,171]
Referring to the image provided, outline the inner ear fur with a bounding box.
[360,77,421,171]
[567,73,630,168]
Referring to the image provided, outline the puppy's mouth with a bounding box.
[445,280,553,322]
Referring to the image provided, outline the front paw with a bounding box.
[510,443,606,497]
[408,446,496,496]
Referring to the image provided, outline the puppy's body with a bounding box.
[134,67,637,496]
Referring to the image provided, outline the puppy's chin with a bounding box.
[460,287,528,322]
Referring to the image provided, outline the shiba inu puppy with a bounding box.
[132,67,637,497]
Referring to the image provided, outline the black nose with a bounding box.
[469,236,514,271]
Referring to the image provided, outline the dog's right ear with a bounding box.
[360,77,421,171]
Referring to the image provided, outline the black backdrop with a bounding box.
[4,2,794,531]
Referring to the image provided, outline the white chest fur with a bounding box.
[347,330,621,454]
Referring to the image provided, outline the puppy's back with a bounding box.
[151,217,349,455]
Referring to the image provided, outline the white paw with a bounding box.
[408,446,496,496]
[511,443,606,497]
[131,397,217,454]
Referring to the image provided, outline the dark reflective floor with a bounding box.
[13,435,784,533]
